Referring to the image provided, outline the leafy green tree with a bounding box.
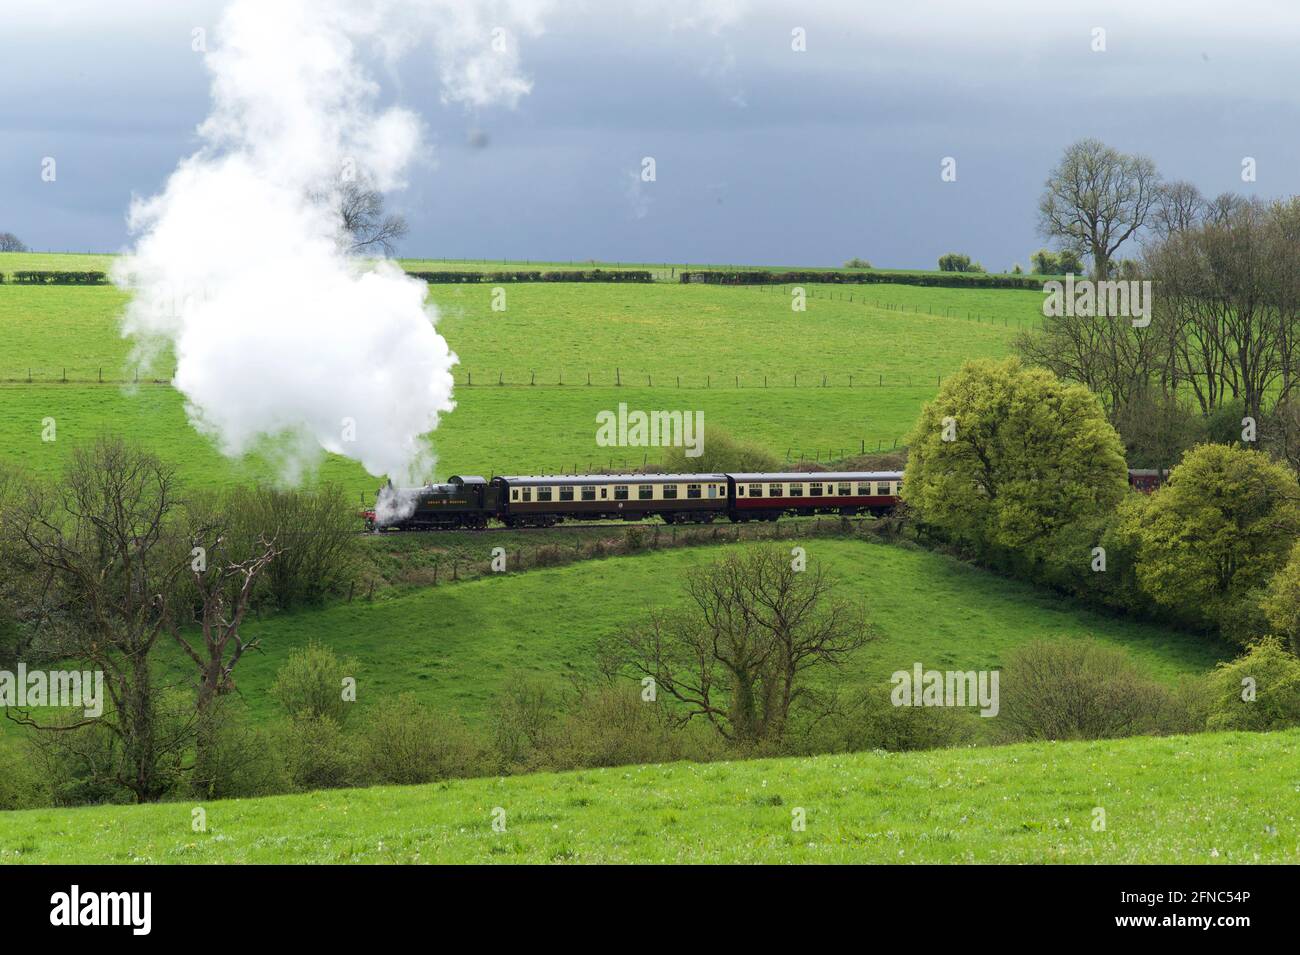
[902,358,1128,562]
[1262,542,1300,655]
[1123,444,1300,635]
[1057,248,1084,273]
[937,252,972,272]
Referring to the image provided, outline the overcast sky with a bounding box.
[3,0,1300,270]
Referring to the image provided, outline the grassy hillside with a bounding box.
[0,277,1025,492]
[2,729,1293,863]
[147,537,1226,725]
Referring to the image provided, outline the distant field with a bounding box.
[0,277,1026,491]
[1,251,1048,281]
[2,729,1292,863]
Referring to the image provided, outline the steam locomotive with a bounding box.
[363,471,905,531]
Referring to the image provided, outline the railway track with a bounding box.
[359,515,878,537]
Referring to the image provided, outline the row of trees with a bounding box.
[904,358,1300,653]
[0,439,356,802]
[1020,189,1300,470]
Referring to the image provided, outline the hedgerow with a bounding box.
[406,269,652,284]
[679,269,1045,290]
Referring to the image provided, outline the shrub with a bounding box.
[277,714,359,792]
[361,694,484,785]
[1204,639,1300,732]
[997,639,1175,741]
[659,424,780,473]
[843,257,872,269]
[797,684,976,753]
[937,253,972,272]
[226,484,359,608]
[0,743,46,810]
[490,676,562,772]
[542,684,722,771]
[189,702,289,800]
[271,641,360,725]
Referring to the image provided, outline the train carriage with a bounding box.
[492,473,730,526]
[726,471,903,520]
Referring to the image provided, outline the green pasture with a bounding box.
[2,728,1293,863]
[0,276,1028,492]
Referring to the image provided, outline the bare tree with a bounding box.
[1148,198,1299,422]
[1151,180,1204,239]
[169,500,280,713]
[0,232,27,253]
[4,439,194,802]
[618,547,872,745]
[1038,138,1160,280]
[1204,191,1249,225]
[336,179,408,256]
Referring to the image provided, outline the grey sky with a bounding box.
[3,0,1299,269]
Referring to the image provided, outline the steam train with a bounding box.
[363,472,905,531]
[362,467,1170,532]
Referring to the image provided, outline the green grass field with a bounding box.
[0,269,1030,493]
[2,729,1293,863]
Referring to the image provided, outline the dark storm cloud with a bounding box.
[4,0,1300,268]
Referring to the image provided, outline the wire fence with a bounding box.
[0,365,952,389]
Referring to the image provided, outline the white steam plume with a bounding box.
[114,0,545,490]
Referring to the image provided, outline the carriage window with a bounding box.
[511,489,519,501]
[707,484,717,498]
[522,487,532,502]
[738,486,745,496]
[614,485,629,500]
[687,484,702,499]
[769,483,783,497]
[789,483,803,496]
[809,483,823,496]
[877,482,893,495]
[838,483,852,496]
[749,484,762,497]
[662,484,678,499]
[638,484,653,500]
[559,486,574,501]
[536,486,552,502]
[581,486,597,501]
